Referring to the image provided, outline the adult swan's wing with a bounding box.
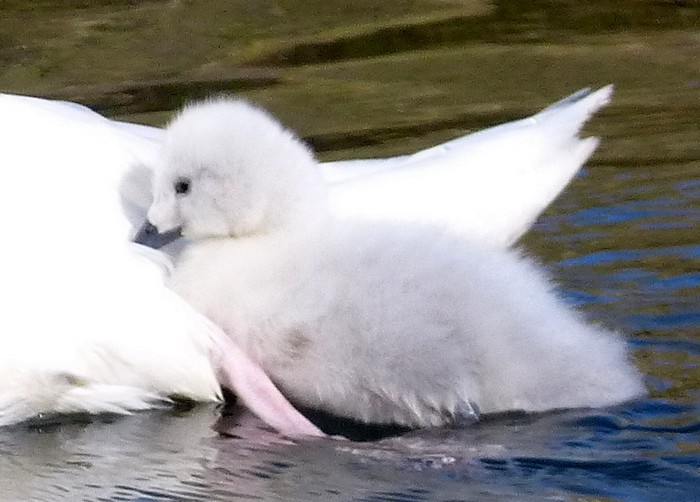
[322,86,613,246]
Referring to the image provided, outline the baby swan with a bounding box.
[142,98,645,428]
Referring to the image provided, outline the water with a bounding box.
[1,1,698,500]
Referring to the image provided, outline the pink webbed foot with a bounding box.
[208,327,325,438]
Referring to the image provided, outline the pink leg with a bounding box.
[208,327,325,438]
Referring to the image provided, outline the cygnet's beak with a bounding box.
[133,220,182,249]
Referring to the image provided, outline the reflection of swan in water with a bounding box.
[139,96,644,429]
[0,86,623,431]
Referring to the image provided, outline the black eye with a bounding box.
[174,178,191,195]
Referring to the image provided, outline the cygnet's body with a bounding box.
[145,99,645,428]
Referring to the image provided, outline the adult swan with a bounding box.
[0,86,614,434]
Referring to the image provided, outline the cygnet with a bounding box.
[139,98,645,428]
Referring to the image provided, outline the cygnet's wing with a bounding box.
[322,86,613,246]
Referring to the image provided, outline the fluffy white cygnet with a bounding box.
[145,98,645,428]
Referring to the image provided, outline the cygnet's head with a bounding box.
[138,98,327,246]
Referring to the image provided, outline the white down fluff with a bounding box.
[146,98,645,428]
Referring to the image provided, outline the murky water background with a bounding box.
[1,1,698,500]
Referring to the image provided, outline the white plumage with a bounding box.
[0,86,624,429]
[145,97,645,428]
[323,86,613,246]
[0,95,221,425]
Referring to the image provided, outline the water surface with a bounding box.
[0,1,698,500]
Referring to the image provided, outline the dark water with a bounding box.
[1,1,698,500]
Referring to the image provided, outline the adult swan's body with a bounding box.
[0,86,614,432]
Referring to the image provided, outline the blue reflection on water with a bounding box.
[557,245,700,267]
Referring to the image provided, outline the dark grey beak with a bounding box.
[133,221,182,249]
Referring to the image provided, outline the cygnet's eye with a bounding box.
[174,177,191,195]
